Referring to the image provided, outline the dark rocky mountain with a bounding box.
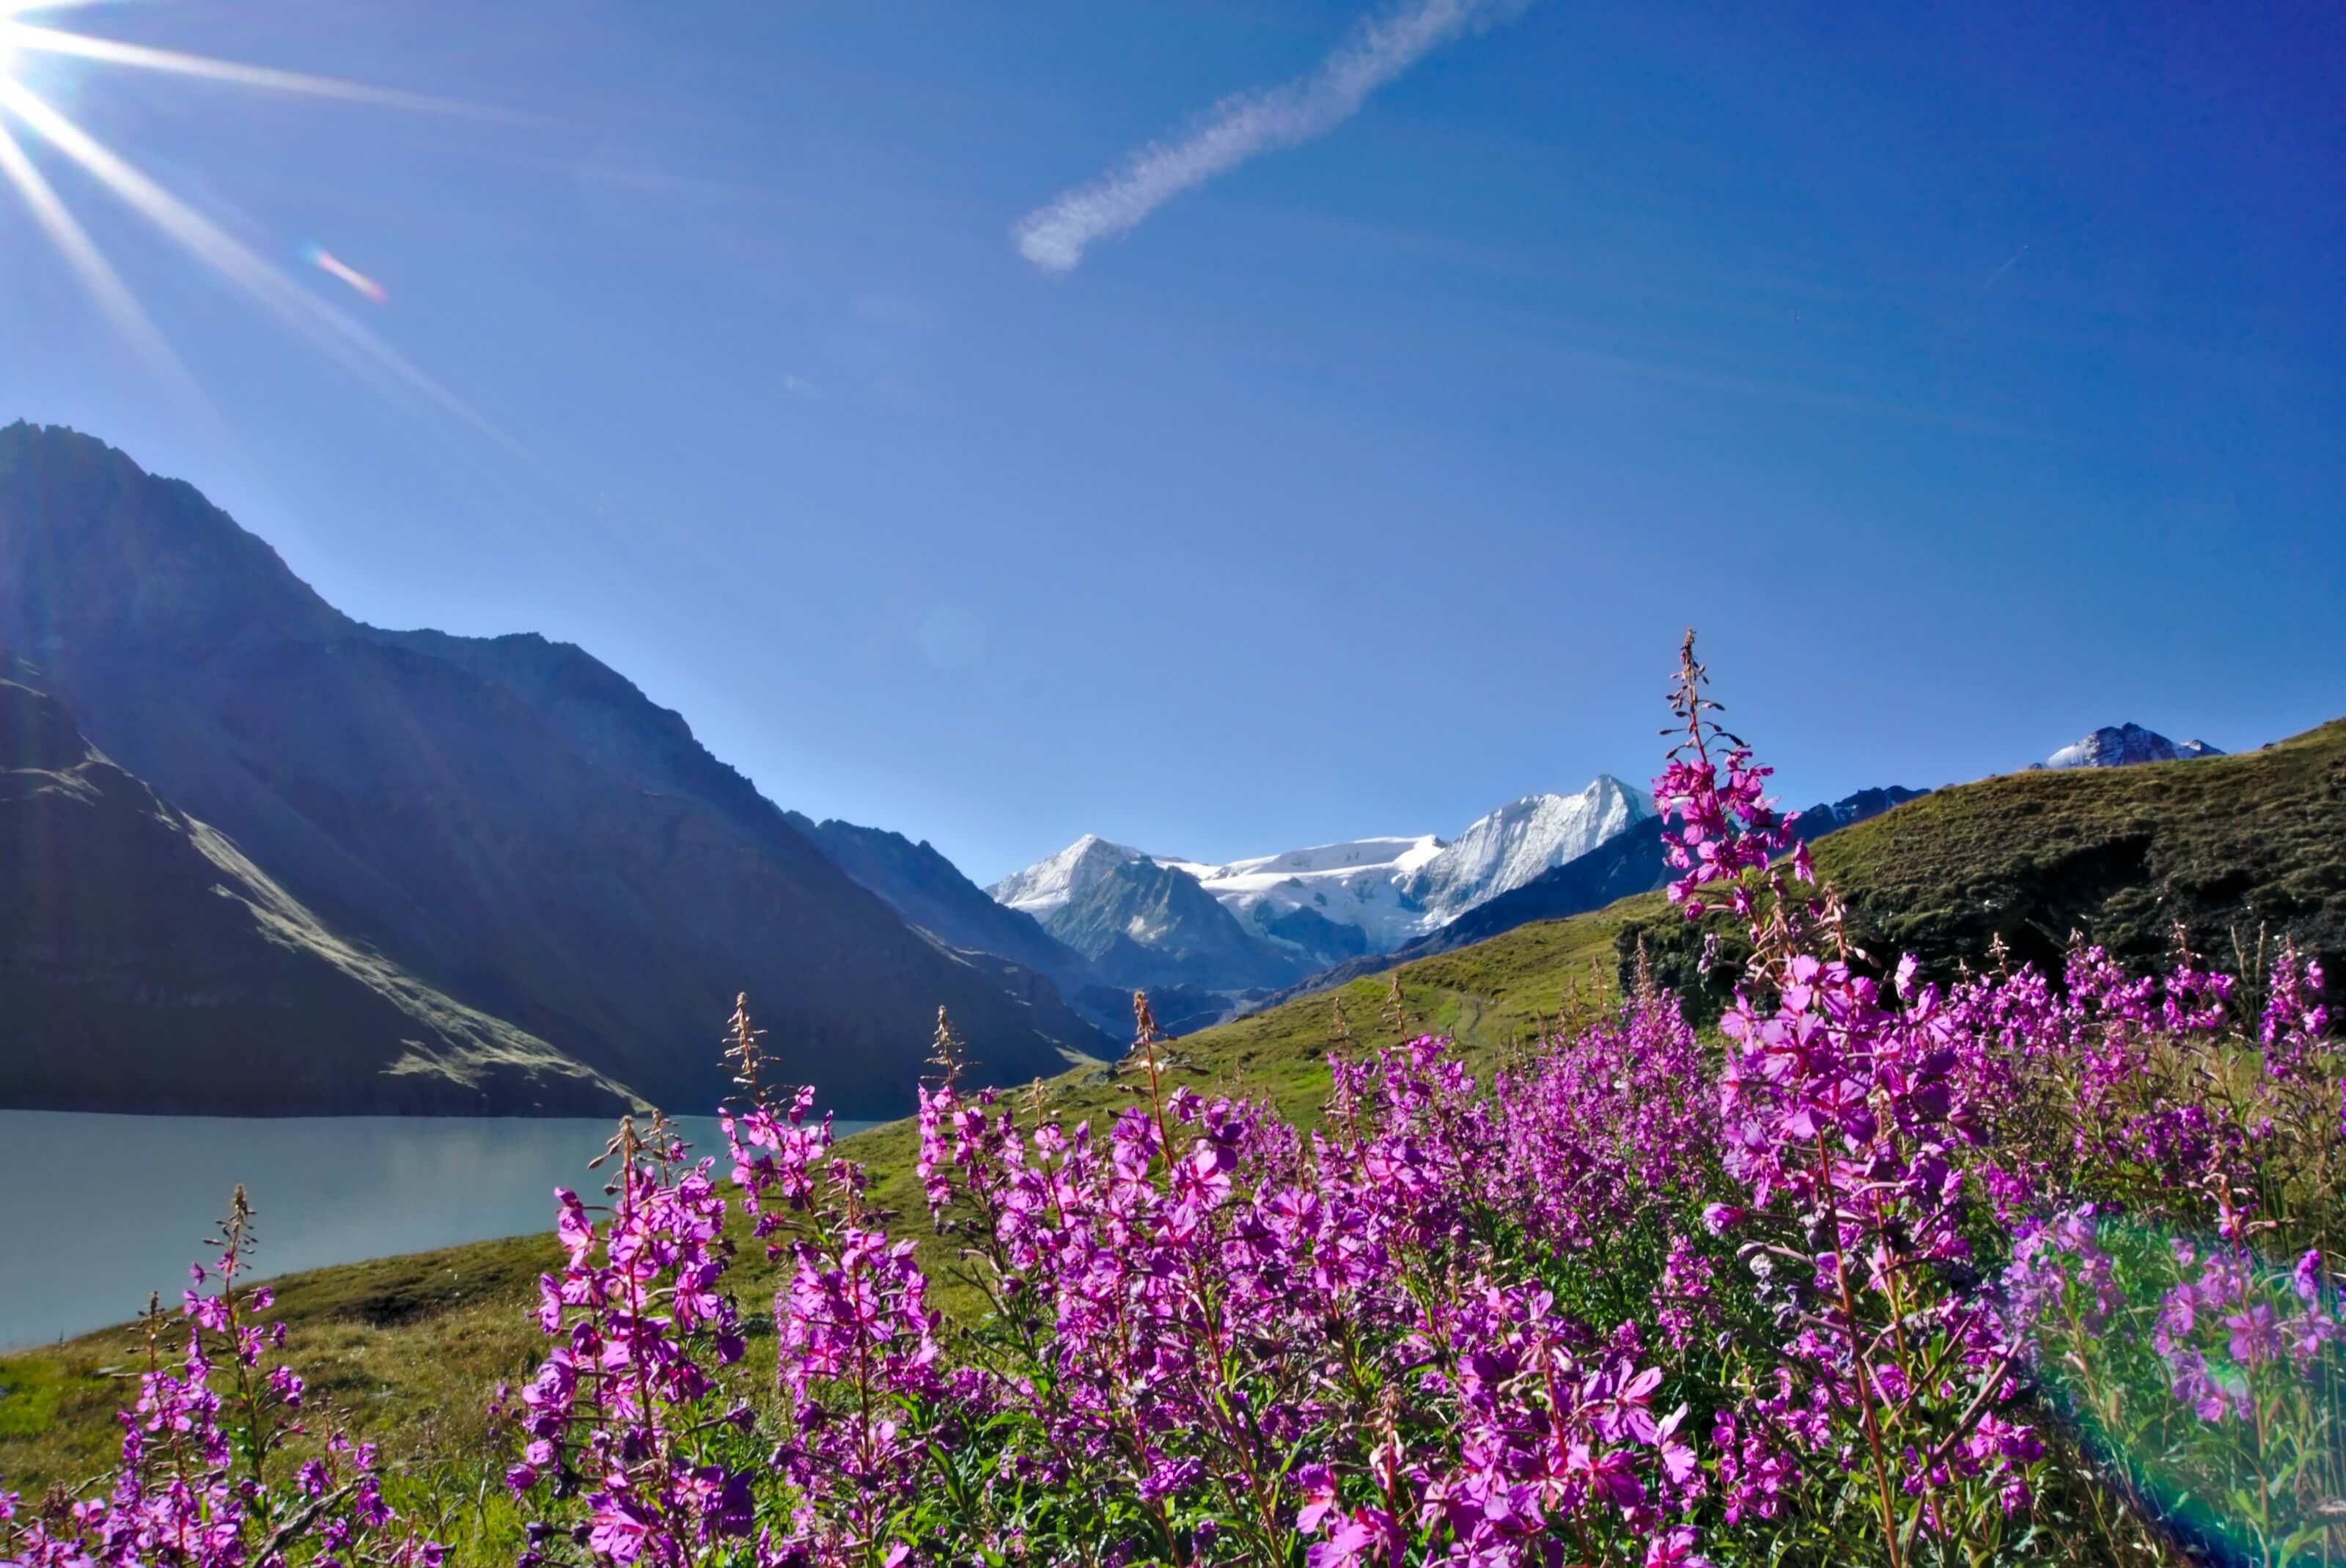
[0,660,635,1115]
[1041,855,1310,993]
[783,813,1086,977]
[1796,785,1932,830]
[0,423,1109,1115]
[1266,784,1930,1002]
[1259,902,1372,965]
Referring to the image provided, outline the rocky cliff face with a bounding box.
[1033,855,1309,992]
[0,424,1108,1115]
[989,834,1152,917]
[1400,777,1653,925]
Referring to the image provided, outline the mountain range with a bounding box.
[0,423,1106,1116]
[988,737,2238,1015]
[983,777,1663,1016]
[1273,785,1932,1000]
[0,422,2251,1114]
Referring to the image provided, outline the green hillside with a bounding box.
[1633,715,2346,1015]
[7,717,2342,1495]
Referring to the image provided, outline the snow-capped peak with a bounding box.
[988,833,1148,916]
[987,777,1654,968]
[1402,776,1654,925]
[2034,724,2223,771]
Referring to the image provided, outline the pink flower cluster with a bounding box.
[1,1190,441,1568]
[505,1121,757,1568]
[487,635,2340,1568]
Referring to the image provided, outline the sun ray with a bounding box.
[0,115,202,404]
[0,21,491,115]
[0,77,534,462]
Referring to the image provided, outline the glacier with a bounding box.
[1400,777,1654,927]
[990,776,1654,966]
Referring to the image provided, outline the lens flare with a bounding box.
[0,4,526,465]
[305,244,389,304]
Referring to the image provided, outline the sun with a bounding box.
[0,0,498,438]
[0,0,80,83]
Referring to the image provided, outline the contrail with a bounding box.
[1015,0,1530,273]
[1980,243,2028,292]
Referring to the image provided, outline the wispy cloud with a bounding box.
[1015,0,1529,273]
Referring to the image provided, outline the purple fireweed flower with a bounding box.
[1647,1525,1713,1567]
[2225,1303,2283,1367]
[5,1199,441,1568]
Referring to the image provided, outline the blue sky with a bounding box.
[1,0,2339,884]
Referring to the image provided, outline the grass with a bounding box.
[7,716,2342,1498]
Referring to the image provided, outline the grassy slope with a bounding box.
[7,718,2342,1491]
[1633,715,2346,1008]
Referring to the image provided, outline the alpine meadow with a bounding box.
[1,2,2341,1566]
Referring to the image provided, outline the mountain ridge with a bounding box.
[1035,855,1306,992]
[0,423,1109,1115]
[987,776,1660,1001]
[1400,777,1653,925]
[784,812,1086,978]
